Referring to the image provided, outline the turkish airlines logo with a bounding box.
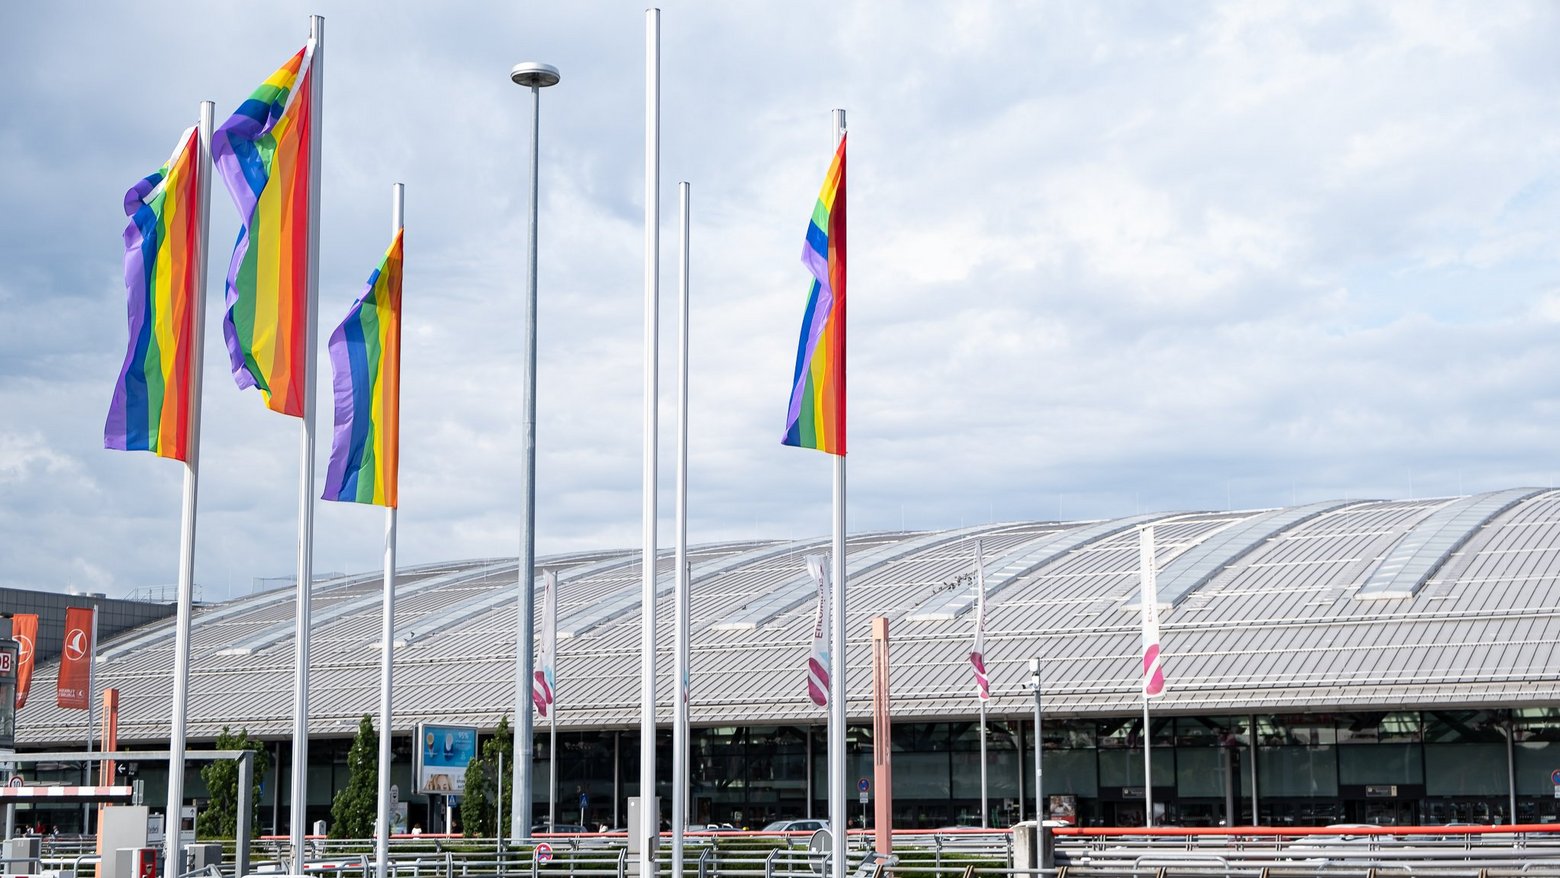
[64,628,88,661]
[16,633,31,665]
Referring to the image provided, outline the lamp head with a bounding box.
[510,62,561,88]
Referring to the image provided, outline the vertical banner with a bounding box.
[1140,527,1166,698]
[13,613,37,710]
[970,540,990,701]
[805,555,831,706]
[57,607,96,710]
[533,570,557,717]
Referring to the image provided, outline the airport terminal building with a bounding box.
[16,487,1560,832]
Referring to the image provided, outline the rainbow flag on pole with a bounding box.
[106,126,203,461]
[321,229,403,506]
[782,136,847,455]
[212,44,315,417]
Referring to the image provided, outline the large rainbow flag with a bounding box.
[212,44,315,417]
[105,126,203,461]
[782,136,847,455]
[322,229,403,506]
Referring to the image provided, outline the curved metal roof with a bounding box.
[18,487,1560,746]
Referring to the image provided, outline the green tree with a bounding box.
[460,716,513,837]
[328,715,379,838]
[196,727,271,838]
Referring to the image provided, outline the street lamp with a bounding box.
[509,59,559,845]
[1030,658,1043,823]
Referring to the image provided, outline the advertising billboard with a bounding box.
[415,723,478,795]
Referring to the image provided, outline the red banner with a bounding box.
[13,613,36,710]
[56,607,94,710]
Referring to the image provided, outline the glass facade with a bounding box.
[28,709,1550,835]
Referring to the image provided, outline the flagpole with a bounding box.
[639,8,662,872]
[974,541,989,830]
[162,99,213,874]
[1139,525,1155,829]
[373,181,404,878]
[85,609,98,834]
[289,14,324,865]
[671,180,691,874]
[827,106,847,878]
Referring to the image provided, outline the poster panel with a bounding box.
[415,723,477,795]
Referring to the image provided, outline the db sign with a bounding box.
[0,652,12,674]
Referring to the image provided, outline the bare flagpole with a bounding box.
[289,14,324,864]
[671,180,691,874]
[373,182,404,878]
[827,105,847,878]
[162,99,214,874]
[640,7,662,871]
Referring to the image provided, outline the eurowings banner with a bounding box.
[12,613,36,710]
[57,607,95,710]
[805,555,831,706]
[970,541,990,701]
[1140,527,1166,698]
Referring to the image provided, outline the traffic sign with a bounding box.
[6,776,20,788]
[857,777,869,793]
[1550,768,1560,785]
[535,842,554,864]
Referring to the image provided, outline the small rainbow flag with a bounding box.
[105,126,203,461]
[322,229,403,506]
[783,136,847,455]
[213,43,315,417]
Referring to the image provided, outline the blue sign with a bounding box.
[416,724,479,795]
[579,793,589,810]
[1551,768,1560,785]
[857,777,870,793]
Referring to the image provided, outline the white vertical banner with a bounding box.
[1140,526,1165,697]
[534,569,557,717]
[805,554,831,706]
[971,540,990,701]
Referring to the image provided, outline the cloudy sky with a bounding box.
[3,2,1559,601]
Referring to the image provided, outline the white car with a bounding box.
[762,819,827,833]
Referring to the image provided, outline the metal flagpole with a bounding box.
[640,8,662,872]
[85,610,98,834]
[974,541,989,829]
[1142,702,1153,827]
[373,182,404,878]
[671,180,691,875]
[978,700,988,828]
[1139,525,1156,828]
[290,15,324,865]
[508,55,561,844]
[546,569,559,832]
[163,99,213,874]
[827,106,847,878]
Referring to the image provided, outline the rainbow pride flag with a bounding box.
[212,44,315,417]
[783,136,847,455]
[322,229,403,507]
[105,126,203,461]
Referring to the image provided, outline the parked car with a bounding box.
[761,819,827,833]
[531,822,590,834]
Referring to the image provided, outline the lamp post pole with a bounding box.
[1030,658,1043,824]
[508,59,561,845]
